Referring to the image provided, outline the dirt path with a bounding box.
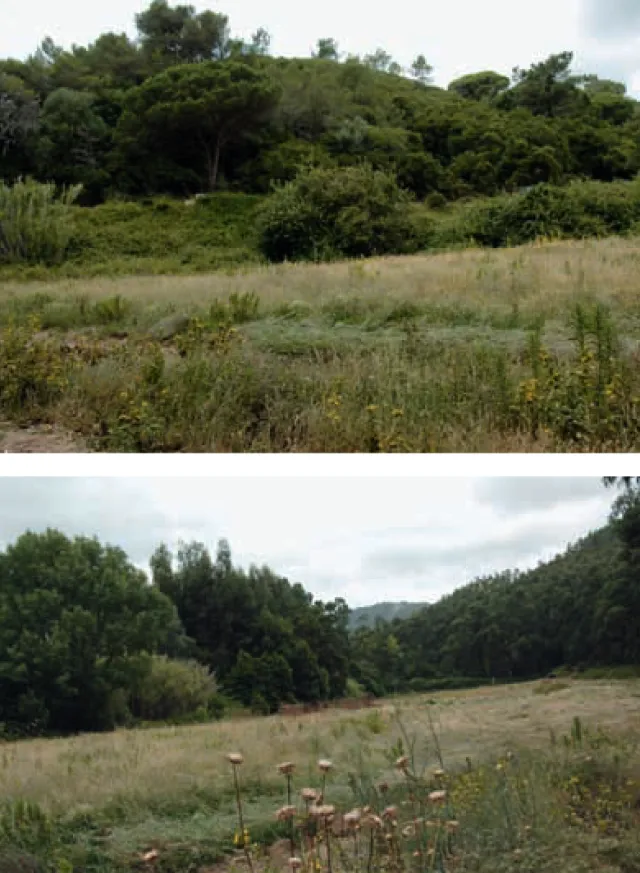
[0,421,89,453]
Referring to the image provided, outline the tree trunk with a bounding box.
[205,136,222,191]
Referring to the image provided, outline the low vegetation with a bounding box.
[1,687,640,873]
[3,212,640,451]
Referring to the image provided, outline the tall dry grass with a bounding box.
[2,236,640,452]
[2,235,639,317]
[1,680,639,817]
[1,680,640,873]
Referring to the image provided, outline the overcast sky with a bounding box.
[1,0,640,97]
[0,477,615,607]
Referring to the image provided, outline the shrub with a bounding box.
[464,179,640,248]
[129,655,218,723]
[532,680,571,695]
[425,191,447,209]
[408,676,486,692]
[257,164,421,262]
[467,184,589,247]
[0,178,82,265]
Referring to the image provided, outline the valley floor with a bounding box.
[2,678,640,873]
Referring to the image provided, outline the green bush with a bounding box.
[129,655,218,722]
[464,180,640,248]
[0,178,82,265]
[257,164,422,262]
[425,191,447,209]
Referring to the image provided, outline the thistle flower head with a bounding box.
[378,781,389,794]
[318,759,333,772]
[343,809,361,829]
[278,761,296,775]
[445,820,459,833]
[428,790,447,804]
[226,752,244,766]
[382,806,398,820]
[310,804,335,818]
[288,858,302,871]
[301,788,317,802]
[395,755,409,771]
[276,805,297,822]
[433,768,446,778]
[362,814,383,830]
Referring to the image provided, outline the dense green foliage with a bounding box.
[127,654,219,723]
[2,482,640,735]
[4,176,640,278]
[257,165,423,261]
[0,178,82,264]
[2,1,639,216]
[149,539,350,712]
[0,529,188,735]
[462,178,640,247]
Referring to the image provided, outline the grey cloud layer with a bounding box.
[581,0,640,38]
[474,477,604,515]
[0,478,180,565]
[361,516,594,581]
[0,478,611,606]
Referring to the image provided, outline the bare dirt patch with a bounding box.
[0,421,89,453]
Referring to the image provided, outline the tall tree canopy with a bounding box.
[150,538,350,710]
[1,1,638,200]
[118,60,281,190]
[0,529,183,734]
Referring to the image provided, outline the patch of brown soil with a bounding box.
[0,421,89,453]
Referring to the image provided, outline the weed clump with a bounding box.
[0,179,82,265]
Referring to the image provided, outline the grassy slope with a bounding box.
[1,680,640,873]
[2,234,640,451]
[0,193,266,282]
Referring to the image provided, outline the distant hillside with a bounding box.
[349,601,427,629]
[349,522,629,696]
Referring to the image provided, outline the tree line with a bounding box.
[1,0,639,205]
[0,530,350,736]
[1,479,639,737]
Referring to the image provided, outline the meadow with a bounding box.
[1,678,640,873]
[2,230,640,452]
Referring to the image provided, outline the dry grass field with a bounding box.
[1,679,640,873]
[2,235,640,451]
[3,679,640,814]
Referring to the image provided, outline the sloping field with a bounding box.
[1,679,640,873]
[2,236,640,451]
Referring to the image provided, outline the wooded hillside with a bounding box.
[2,1,639,204]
